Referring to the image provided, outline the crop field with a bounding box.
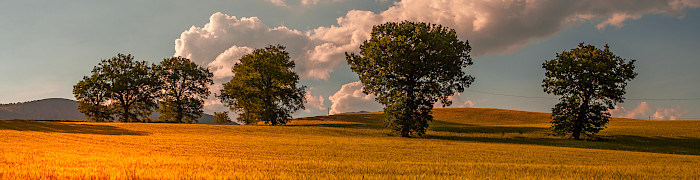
[0,108,698,179]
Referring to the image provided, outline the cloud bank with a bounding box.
[652,107,688,120]
[608,102,652,119]
[174,0,700,117]
[609,102,688,120]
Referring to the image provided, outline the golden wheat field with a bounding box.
[0,108,698,179]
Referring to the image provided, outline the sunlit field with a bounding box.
[1,108,698,179]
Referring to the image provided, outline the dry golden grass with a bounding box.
[0,108,698,179]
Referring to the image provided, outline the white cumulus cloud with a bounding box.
[173,13,320,117]
[609,102,688,120]
[303,88,327,113]
[208,46,253,81]
[328,81,382,115]
[652,107,688,120]
[609,101,652,119]
[266,0,288,7]
[174,12,343,80]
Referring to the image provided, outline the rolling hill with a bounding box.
[0,107,697,179]
[0,98,226,124]
[0,98,84,120]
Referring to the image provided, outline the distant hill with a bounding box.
[0,98,84,120]
[0,98,234,124]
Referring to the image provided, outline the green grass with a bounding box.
[0,107,698,179]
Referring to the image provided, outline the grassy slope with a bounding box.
[0,108,698,179]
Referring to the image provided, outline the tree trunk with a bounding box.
[401,84,416,138]
[177,107,183,123]
[122,105,130,123]
[176,93,186,123]
[572,113,583,140]
[573,94,591,140]
[572,128,581,140]
[401,129,410,137]
[263,74,276,125]
[271,116,278,126]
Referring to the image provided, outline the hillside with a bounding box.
[297,108,700,154]
[0,98,224,124]
[0,98,84,120]
[0,108,698,179]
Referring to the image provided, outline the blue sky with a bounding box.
[1,0,698,120]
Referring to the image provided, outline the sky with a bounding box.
[1,0,699,121]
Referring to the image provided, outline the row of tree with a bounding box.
[73,55,214,123]
[75,20,636,140]
[74,45,306,125]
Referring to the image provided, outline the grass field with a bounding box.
[0,108,698,179]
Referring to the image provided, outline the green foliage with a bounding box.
[156,57,213,124]
[542,43,637,140]
[213,111,232,125]
[73,74,112,122]
[346,21,474,137]
[219,45,306,125]
[74,53,161,122]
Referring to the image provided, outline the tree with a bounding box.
[219,45,306,125]
[156,57,213,123]
[542,43,637,140]
[213,111,232,125]
[94,53,161,122]
[346,21,474,137]
[73,73,113,122]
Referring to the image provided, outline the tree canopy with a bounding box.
[542,43,637,140]
[346,21,474,137]
[156,56,213,123]
[73,73,112,122]
[74,53,161,122]
[213,111,232,125]
[219,45,306,125]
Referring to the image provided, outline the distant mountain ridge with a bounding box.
[0,98,84,120]
[0,98,230,124]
